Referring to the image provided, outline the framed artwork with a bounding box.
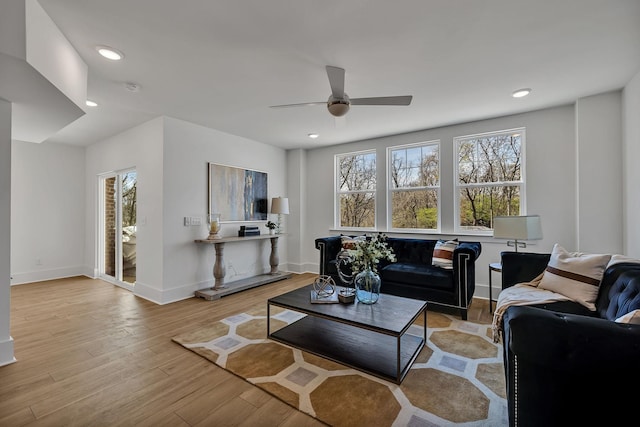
[208,163,268,221]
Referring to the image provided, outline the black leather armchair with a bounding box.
[500,252,640,426]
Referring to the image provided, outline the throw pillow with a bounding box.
[432,239,459,269]
[607,254,640,268]
[341,235,366,250]
[615,309,640,325]
[538,244,611,311]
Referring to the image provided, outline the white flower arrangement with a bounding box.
[346,233,396,274]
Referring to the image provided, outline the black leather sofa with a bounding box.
[500,251,640,427]
[315,236,481,319]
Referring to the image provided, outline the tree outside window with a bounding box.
[455,129,524,232]
[336,151,376,228]
[388,142,440,230]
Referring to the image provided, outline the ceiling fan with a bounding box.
[269,66,413,117]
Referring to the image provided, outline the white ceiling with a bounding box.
[36,0,640,150]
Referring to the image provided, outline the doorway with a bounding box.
[99,169,137,289]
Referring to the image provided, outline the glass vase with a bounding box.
[354,267,381,304]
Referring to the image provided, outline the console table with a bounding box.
[194,234,291,300]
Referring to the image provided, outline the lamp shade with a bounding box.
[270,197,289,215]
[493,215,543,240]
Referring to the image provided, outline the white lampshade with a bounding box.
[493,215,542,251]
[493,215,543,240]
[270,197,289,215]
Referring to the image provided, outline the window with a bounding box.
[388,141,440,231]
[336,150,376,228]
[455,128,524,233]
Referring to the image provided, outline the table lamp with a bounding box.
[270,197,289,234]
[493,215,542,252]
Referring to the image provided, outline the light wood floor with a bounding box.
[1,273,493,426]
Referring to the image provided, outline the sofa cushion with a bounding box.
[381,263,453,291]
[432,239,458,269]
[538,244,611,311]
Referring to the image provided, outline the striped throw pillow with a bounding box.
[432,239,459,269]
[538,244,611,311]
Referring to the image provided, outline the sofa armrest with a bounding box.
[314,236,343,276]
[500,251,550,289]
[503,305,640,426]
[452,242,482,316]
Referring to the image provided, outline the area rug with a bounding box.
[172,305,507,426]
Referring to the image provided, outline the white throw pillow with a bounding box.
[432,239,459,269]
[615,309,640,325]
[538,244,611,311]
[607,254,640,268]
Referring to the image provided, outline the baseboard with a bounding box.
[0,336,16,367]
[10,265,86,285]
[284,262,318,274]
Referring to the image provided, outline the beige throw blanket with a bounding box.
[491,273,571,343]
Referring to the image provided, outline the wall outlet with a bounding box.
[35,258,42,266]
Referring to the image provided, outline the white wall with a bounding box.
[161,117,289,303]
[83,116,289,304]
[84,117,165,302]
[10,141,85,284]
[300,101,626,299]
[0,99,15,366]
[576,91,623,254]
[623,70,640,257]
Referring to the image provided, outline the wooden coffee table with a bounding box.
[267,284,427,384]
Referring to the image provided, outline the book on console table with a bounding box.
[310,290,339,304]
[238,230,261,237]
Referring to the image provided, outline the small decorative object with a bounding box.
[310,275,339,303]
[313,275,336,297]
[345,233,396,304]
[354,268,382,304]
[207,213,221,240]
[265,221,277,235]
[336,249,354,285]
[338,287,356,304]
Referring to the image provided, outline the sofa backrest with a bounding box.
[596,262,640,320]
[386,238,437,264]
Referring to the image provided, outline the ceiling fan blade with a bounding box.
[269,101,325,108]
[350,95,413,106]
[326,66,345,99]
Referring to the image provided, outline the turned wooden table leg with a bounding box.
[212,242,227,289]
[269,237,279,274]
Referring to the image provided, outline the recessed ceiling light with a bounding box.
[96,45,124,60]
[85,100,98,107]
[308,133,319,139]
[512,88,531,98]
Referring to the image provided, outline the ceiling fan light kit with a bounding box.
[270,65,412,117]
[327,94,350,117]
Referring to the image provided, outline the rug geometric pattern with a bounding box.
[172,305,508,426]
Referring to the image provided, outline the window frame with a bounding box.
[453,127,526,235]
[386,140,441,233]
[334,149,377,231]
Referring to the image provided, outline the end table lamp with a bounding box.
[493,215,542,252]
[270,197,289,234]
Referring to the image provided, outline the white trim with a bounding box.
[386,140,441,233]
[453,127,527,235]
[0,337,16,367]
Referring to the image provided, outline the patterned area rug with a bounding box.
[172,305,507,426]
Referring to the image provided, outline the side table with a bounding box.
[488,262,502,314]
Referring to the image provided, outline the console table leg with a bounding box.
[213,242,227,289]
[269,237,279,274]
